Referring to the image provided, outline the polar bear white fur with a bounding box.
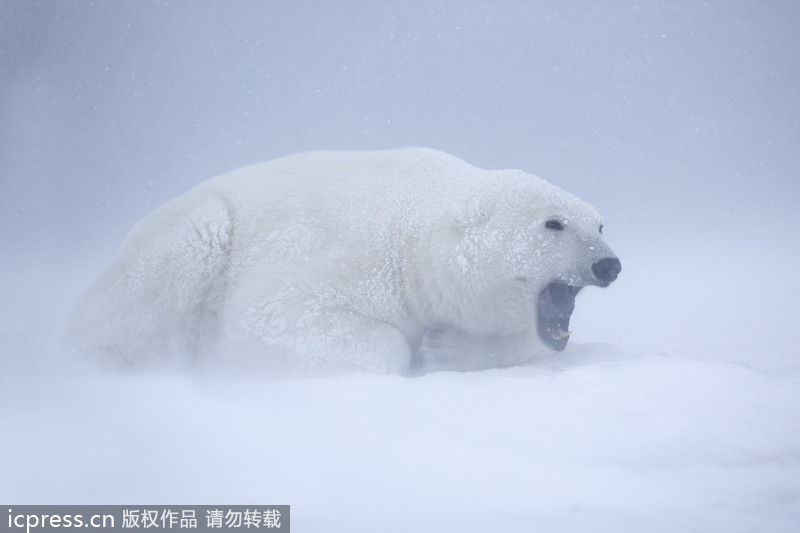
[65,148,620,375]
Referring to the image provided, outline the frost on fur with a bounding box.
[65,148,620,375]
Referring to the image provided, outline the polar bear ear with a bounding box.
[449,197,491,229]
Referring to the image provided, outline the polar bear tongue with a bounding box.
[537,282,581,351]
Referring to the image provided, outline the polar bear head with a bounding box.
[430,171,621,351]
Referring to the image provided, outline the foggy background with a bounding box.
[1,0,798,350]
[1,1,799,530]
[2,0,799,363]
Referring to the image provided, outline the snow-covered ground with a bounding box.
[3,345,799,532]
[2,246,799,532]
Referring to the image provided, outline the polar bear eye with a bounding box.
[545,219,564,231]
[599,224,604,234]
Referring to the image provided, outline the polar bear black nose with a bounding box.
[592,257,621,285]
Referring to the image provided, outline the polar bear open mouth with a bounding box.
[537,282,582,351]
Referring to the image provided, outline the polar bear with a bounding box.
[65,148,620,375]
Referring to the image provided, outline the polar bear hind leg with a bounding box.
[65,192,233,369]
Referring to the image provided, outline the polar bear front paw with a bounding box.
[413,326,475,374]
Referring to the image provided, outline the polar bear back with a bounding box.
[198,147,480,243]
